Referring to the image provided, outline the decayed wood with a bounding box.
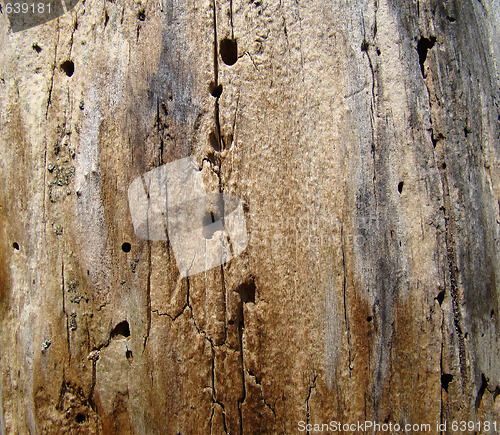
[0,0,500,432]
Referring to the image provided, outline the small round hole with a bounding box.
[121,242,131,253]
[111,320,130,338]
[209,82,223,98]
[398,181,404,194]
[219,38,238,65]
[60,60,74,77]
[137,10,145,21]
[367,316,373,322]
[12,242,19,250]
[202,213,217,239]
[75,413,86,424]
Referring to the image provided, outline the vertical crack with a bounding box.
[439,303,445,426]
[361,11,378,194]
[341,222,352,373]
[305,374,317,435]
[215,100,224,152]
[229,0,234,39]
[46,23,60,119]
[143,241,152,351]
[56,372,67,410]
[88,357,97,412]
[43,140,48,225]
[237,296,246,435]
[156,98,164,165]
[212,0,219,88]
[361,8,377,106]
[364,46,376,108]
[437,149,468,390]
[421,34,469,392]
[69,17,77,57]
[220,265,227,341]
[62,260,71,361]
[184,275,228,434]
[230,92,240,149]
[211,0,225,155]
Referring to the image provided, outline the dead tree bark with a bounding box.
[0,0,499,432]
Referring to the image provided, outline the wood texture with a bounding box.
[0,0,500,432]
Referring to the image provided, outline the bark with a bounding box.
[0,0,499,432]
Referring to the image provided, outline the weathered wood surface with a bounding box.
[1,0,500,432]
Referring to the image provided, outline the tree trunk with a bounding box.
[1,0,499,432]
